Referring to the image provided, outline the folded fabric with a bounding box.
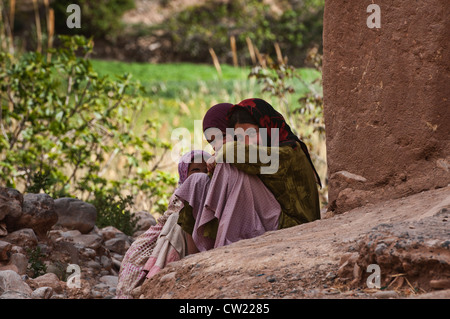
[144,211,187,278]
[175,163,281,251]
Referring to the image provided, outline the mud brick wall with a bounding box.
[322,0,450,213]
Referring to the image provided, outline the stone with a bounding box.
[373,290,399,299]
[81,248,97,259]
[0,264,19,273]
[61,230,82,238]
[14,193,58,237]
[335,188,371,214]
[29,273,64,294]
[0,241,12,261]
[99,226,123,242]
[429,279,450,290]
[31,286,53,299]
[104,237,131,255]
[100,270,110,276]
[99,275,118,288]
[86,260,102,270]
[0,290,31,299]
[0,270,33,296]
[0,187,23,230]
[133,210,157,231]
[45,263,66,280]
[323,0,450,214]
[70,234,103,250]
[0,222,6,236]
[54,197,97,234]
[160,271,177,283]
[100,255,113,271]
[331,171,368,184]
[411,289,450,299]
[111,257,122,270]
[54,241,79,265]
[3,228,38,247]
[8,253,28,275]
[91,290,103,298]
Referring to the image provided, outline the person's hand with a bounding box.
[206,156,216,174]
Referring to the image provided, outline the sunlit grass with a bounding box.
[91,59,320,134]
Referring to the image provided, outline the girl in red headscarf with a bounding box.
[211,98,321,229]
[174,103,282,253]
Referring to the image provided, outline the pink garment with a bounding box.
[175,163,281,251]
[143,211,187,279]
[144,246,182,278]
[115,194,183,298]
[174,173,214,251]
[116,150,211,298]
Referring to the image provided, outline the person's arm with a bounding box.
[214,141,292,176]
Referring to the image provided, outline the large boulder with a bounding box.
[0,270,33,297]
[69,233,103,251]
[28,273,64,294]
[134,210,157,232]
[3,228,38,248]
[0,187,23,231]
[104,237,131,255]
[8,253,28,275]
[54,198,97,234]
[322,0,450,213]
[13,193,58,237]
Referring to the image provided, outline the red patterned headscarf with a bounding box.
[228,98,322,187]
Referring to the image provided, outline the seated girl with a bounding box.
[176,99,321,253]
[174,103,282,252]
[217,98,322,228]
[116,150,210,299]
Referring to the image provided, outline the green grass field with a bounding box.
[91,59,322,137]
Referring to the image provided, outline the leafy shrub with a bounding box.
[0,35,176,232]
[26,246,47,278]
[89,191,137,236]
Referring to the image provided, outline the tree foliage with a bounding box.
[164,0,324,66]
[0,35,176,231]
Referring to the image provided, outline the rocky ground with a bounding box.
[1,185,449,299]
[135,185,450,299]
[0,187,155,299]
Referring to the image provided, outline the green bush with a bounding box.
[26,246,47,278]
[0,35,176,232]
[89,191,137,236]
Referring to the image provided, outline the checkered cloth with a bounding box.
[115,194,183,299]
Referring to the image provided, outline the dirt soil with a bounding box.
[135,186,450,299]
